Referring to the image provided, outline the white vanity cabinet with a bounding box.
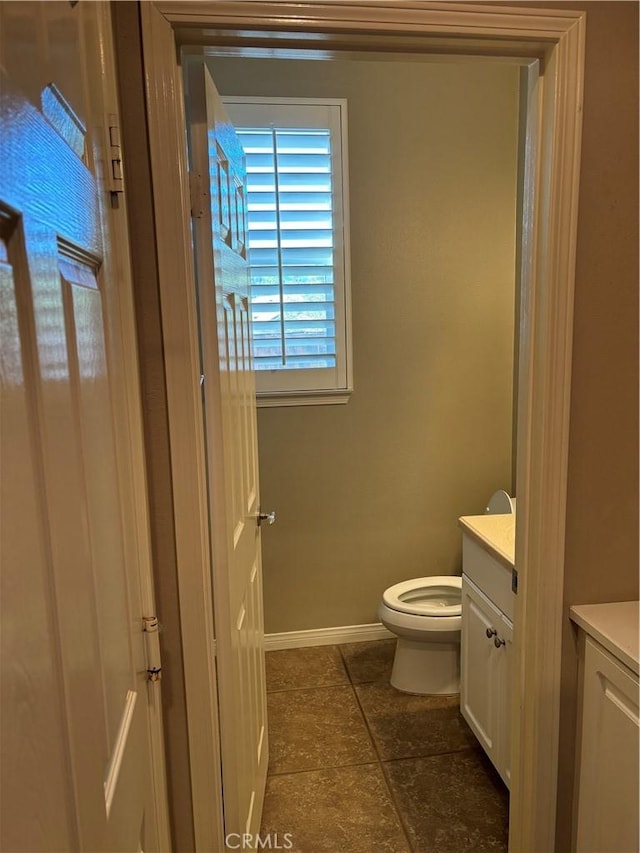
[460,576,512,787]
[571,602,639,853]
[459,515,515,789]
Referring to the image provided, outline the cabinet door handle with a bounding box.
[494,636,506,648]
[486,627,497,639]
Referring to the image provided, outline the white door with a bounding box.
[185,61,269,841]
[0,3,167,850]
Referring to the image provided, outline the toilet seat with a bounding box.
[382,576,462,617]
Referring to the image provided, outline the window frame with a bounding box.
[223,95,353,407]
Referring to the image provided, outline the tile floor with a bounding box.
[260,640,508,853]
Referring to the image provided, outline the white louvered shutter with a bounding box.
[224,98,352,403]
[239,126,335,371]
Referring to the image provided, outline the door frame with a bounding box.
[92,5,174,850]
[140,3,585,851]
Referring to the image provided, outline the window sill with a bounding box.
[256,389,352,408]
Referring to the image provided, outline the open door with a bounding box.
[185,60,269,841]
[0,3,168,850]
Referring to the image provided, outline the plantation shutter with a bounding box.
[223,98,352,403]
[239,126,336,370]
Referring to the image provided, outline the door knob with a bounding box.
[486,627,497,639]
[494,636,506,648]
[257,510,276,527]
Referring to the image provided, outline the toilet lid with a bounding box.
[382,576,462,616]
[485,489,515,515]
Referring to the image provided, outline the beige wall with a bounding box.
[209,56,520,634]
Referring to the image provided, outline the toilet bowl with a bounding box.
[378,576,462,695]
[379,491,514,695]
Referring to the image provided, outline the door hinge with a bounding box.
[511,568,518,595]
[107,113,124,196]
[143,616,162,682]
[189,171,207,219]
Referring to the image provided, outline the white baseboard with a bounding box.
[263,622,394,651]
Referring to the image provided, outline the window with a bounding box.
[223,97,352,406]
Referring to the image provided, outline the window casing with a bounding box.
[223,97,352,406]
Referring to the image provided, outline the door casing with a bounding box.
[139,4,585,851]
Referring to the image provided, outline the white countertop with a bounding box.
[458,513,515,568]
[570,601,639,676]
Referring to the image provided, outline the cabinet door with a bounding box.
[461,576,512,787]
[461,577,502,759]
[575,636,639,853]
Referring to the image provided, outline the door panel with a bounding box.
[186,60,268,841]
[0,216,76,851]
[61,259,133,749]
[0,3,163,850]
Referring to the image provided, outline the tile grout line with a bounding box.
[337,645,416,853]
[380,744,480,766]
[266,759,382,779]
[266,680,352,695]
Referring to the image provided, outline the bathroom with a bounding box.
[206,52,519,638]
[2,2,637,851]
[204,50,519,847]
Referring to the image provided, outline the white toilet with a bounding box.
[378,576,462,695]
[379,489,515,696]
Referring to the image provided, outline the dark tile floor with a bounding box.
[260,639,509,853]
